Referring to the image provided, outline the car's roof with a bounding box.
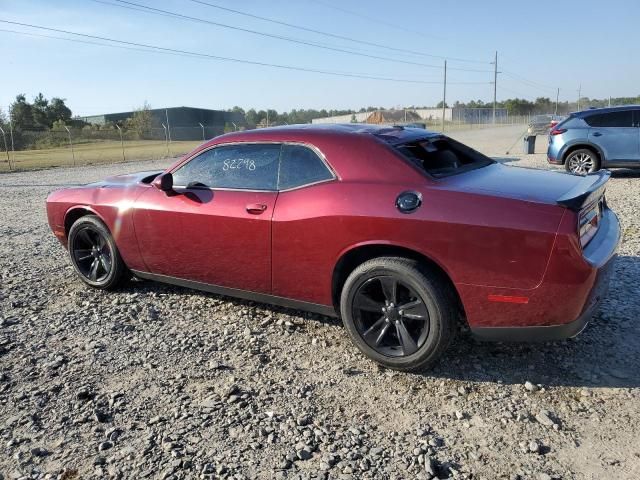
[572,105,640,117]
[215,123,442,146]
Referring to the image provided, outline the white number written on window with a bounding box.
[222,159,256,171]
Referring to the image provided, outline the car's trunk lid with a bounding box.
[437,163,601,207]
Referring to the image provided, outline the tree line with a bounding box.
[3,92,640,136]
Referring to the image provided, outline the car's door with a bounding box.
[132,143,281,293]
[586,110,639,161]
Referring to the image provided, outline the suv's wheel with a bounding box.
[68,215,128,290]
[565,148,600,175]
[340,257,457,372]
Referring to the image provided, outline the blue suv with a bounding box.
[547,105,640,175]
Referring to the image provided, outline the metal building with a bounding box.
[81,106,244,140]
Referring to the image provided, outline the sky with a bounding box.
[1,0,638,117]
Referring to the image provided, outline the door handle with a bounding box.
[592,132,602,137]
[246,203,267,214]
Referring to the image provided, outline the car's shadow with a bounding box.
[126,255,640,389]
[610,168,640,179]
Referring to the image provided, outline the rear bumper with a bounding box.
[547,139,563,164]
[469,208,620,342]
[471,256,614,341]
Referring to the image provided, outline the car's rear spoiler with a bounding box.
[557,170,610,211]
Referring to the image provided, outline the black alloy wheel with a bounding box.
[72,226,112,282]
[67,215,128,290]
[340,257,457,371]
[352,275,430,357]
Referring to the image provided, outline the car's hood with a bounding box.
[86,170,163,188]
[438,163,584,205]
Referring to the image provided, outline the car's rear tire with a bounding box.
[67,215,128,290]
[339,257,457,372]
[565,148,600,175]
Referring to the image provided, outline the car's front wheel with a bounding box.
[565,148,600,175]
[68,215,128,290]
[340,257,457,372]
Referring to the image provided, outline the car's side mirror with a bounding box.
[153,172,174,193]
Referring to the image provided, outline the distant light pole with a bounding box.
[0,126,11,170]
[115,124,125,162]
[232,122,238,131]
[165,109,171,142]
[8,104,15,160]
[555,88,559,115]
[162,123,169,157]
[577,84,582,111]
[63,125,75,166]
[198,122,205,140]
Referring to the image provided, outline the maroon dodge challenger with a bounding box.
[46,124,620,371]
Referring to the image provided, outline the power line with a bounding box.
[186,0,490,65]
[0,21,492,86]
[96,0,492,73]
[497,85,534,98]
[501,70,558,93]
[307,0,440,43]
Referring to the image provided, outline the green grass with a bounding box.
[0,139,203,172]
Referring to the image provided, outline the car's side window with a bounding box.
[172,144,281,191]
[278,144,334,190]
[585,111,633,128]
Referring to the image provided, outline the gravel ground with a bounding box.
[1,127,639,480]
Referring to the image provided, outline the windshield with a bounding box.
[395,136,494,178]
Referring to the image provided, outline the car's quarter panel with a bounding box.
[132,186,276,293]
[461,206,619,329]
[46,181,148,272]
[271,177,564,307]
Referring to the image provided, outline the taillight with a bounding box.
[550,128,566,136]
[579,201,603,248]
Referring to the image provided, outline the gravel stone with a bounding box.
[535,410,556,427]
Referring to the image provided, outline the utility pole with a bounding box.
[555,88,559,115]
[492,51,498,124]
[442,59,447,132]
[608,96,611,107]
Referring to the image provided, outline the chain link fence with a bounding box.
[0,124,227,172]
[0,113,539,172]
[311,108,533,132]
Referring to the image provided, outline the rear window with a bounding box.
[556,115,588,129]
[395,137,494,178]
